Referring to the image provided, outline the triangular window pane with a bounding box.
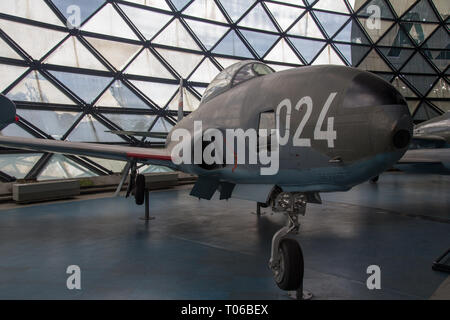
[314,0,349,13]
[1,123,34,138]
[81,3,139,40]
[427,78,448,99]
[265,2,305,31]
[0,64,28,92]
[313,11,350,37]
[401,22,439,45]
[0,20,66,59]
[51,0,105,25]
[38,154,97,181]
[376,73,395,83]
[185,19,229,50]
[425,27,450,49]
[0,153,42,179]
[151,117,172,133]
[168,88,200,111]
[276,0,304,5]
[215,57,245,69]
[348,0,368,12]
[125,49,174,79]
[49,71,113,103]
[131,80,178,107]
[156,48,204,78]
[403,74,437,95]
[378,47,414,70]
[119,4,172,40]
[67,115,124,142]
[288,37,326,64]
[431,0,450,20]
[171,0,190,10]
[403,0,439,22]
[240,30,279,57]
[238,3,277,32]
[193,86,207,96]
[103,113,156,131]
[391,76,417,98]
[17,110,81,139]
[312,45,346,65]
[7,70,75,104]
[86,37,141,71]
[184,0,227,22]
[424,49,450,73]
[87,157,126,173]
[357,49,391,71]
[265,38,302,64]
[218,0,256,22]
[0,0,64,26]
[334,19,369,44]
[413,102,440,121]
[153,19,200,50]
[0,37,22,60]
[390,0,416,17]
[378,24,413,47]
[334,43,370,66]
[145,117,173,143]
[45,37,107,71]
[401,52,435,74]
[357,0,394,19]
[124,0,171,11]
[212,30,254,58]
[287,12,324,39]
[189,58,221,83]
[431,101,450,113]
[406,100,420,114]
[358,18,394,43]
[96,80,150,109]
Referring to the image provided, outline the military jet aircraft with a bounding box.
[0,61,413,293]
[395,112,450,175]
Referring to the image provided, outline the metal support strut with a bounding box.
[140,189,155,221]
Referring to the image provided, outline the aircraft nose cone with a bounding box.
[343,71,413,153]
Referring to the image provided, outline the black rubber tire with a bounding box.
[135,174,146,205]
[276,239,304,291]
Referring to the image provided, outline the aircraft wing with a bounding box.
[106,130,169,139]
[399,148,450,164]
[0,136,174,167]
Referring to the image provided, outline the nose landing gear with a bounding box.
[269,192,313,300]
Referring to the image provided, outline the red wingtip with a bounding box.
[15,116,20,122]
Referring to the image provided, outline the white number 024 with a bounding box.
[275,92,338,148]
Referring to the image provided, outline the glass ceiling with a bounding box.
[0,0,448,181]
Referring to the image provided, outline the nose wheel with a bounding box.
[269,192,312,300]
[274,238,303,290]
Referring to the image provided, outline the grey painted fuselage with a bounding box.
[167,64,413,193]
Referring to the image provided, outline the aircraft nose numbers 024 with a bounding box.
[276,92,338,148]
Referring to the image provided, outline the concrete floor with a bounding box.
[0,172,448,300]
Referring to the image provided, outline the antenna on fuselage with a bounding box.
[178,78,184,122]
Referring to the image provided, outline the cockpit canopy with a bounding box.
[201,60,274,104]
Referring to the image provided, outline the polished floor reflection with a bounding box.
[0,172,448,299]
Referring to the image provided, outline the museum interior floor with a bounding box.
[0,172,449,300]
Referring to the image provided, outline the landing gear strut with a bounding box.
[269,192,312,300]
